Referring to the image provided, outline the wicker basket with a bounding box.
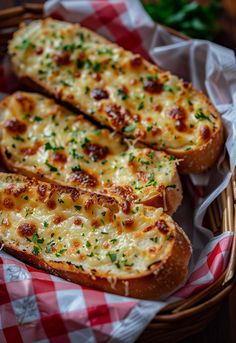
[0,4,235,343]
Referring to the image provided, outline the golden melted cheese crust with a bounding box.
[9,19,222,156]
[0,173,178,278]
[0,92,181,209]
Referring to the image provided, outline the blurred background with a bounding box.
[1,0,236,52]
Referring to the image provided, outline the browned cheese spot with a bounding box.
[74,218,82,226]
[105,104,131,129]
[91,88,109,100]
[35,46,43,55]
[15,92,35,113]
[51,152,67,164]
[70,170,97,188]
[37,184,47,198]
[20,142,41,156]
[200,126,211,141]
[112,185,137,202]
[169,106,187,132]
[123,218,134,229]
[46,199,57,210]
[3,198,14,209]
[53,214,66,224]
[83,143,109,161]
[18,222,37,237]
[155,220,169,235]
[144,80,163,94]
[54,51,71,65]
[130,55,143,68]
[5,119,27,135]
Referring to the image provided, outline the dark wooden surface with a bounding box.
[0,1,235,343]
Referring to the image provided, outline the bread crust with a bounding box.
[1,223,191,299]
[9,20,224,174]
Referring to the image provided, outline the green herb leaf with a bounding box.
[107,252,117,262]
[86,240,91,248]
[137,102,144,110]
[194,109,211,122]
[77,59,85,69]
[123,124,136,133]
[45,161,58,172]
[45,142,64,151]
[71,164,81,172]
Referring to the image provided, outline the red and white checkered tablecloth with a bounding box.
[0,1,234,342]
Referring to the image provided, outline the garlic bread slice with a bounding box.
[0,173,191,299]
[0,92,182,214]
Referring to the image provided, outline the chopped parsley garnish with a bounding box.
[107,252,117,262]
[81,137,90,148]
[23,113,30,120]
[44,221,48,228]
[45,142,64,151]
[34,116,42,122]
[77,59,85,69]
[163,84,174,92]
[166,232,174,241]
[167,184,176,189]
[137,102,144,110]
[123,124,136,133]
[55,248,67,257]
[150,237,158,243]
[195,109,211,122]
[86,240,91,248]
[97,48,113,55]
[33,246,40,256]
[110,239,118,244]
[16,39,33,50]
[13,135,24,142]
[115,261,121,269]
[45,161,58,172]
[147,125,153,132]
[117,88,129,100]
[146,75,157,81]
[37,238,45,244]
[85,86,90,94]
[94,129,101,135]
[139,159,150,165]
[32,232,39,243]
[60,80,71,87]
[63,44,76,52]
[128,153,135,162]
[71,164,81,172]
[92,61,101,72]
[74,205,82,211]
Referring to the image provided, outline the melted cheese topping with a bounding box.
[9,19,221,152]
[0,92,178,204]
[0,173,176,277]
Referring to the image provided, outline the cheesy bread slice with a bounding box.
[9,18,223,173]
[0,173,191,299]
[0,92,182,214]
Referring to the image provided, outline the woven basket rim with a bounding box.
[0,3,235,340]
